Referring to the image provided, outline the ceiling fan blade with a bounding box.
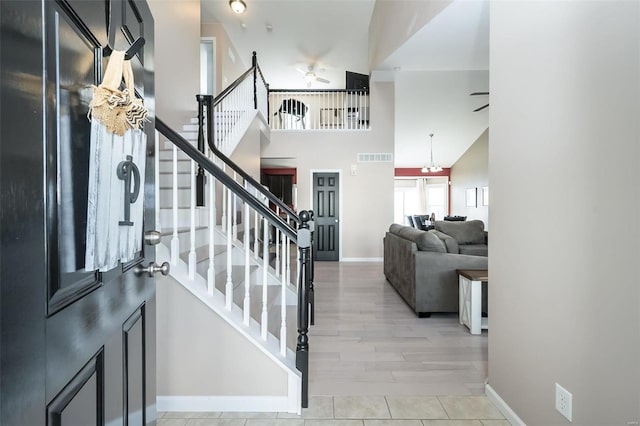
[470,92,489,96]
[316,77,330,84]
[473,103,490,112]
[296,68,307,75]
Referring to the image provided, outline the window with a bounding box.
[394,180,419,224]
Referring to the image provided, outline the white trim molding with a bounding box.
[486,384,527,426]
[157,395,296,414]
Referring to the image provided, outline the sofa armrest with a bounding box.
[484,231,488,244]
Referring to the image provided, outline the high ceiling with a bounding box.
[201,0,375,90]
[202,0,489,167]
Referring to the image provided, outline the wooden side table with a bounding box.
[457,269,488,334]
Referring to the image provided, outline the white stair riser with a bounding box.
[158,187,204,208]
[159,159,193,173]
[160,208,209,228]
[161,228,210,253]
[159,172,193,187]
[158,149,192,161]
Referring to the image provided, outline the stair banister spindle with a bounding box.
[207,143,216,295]
[280,233,287,356]
[275,206,280,276]
[261,217,269,340]
[296,210,311,409]
[225,186,233,310]
[154,130,161,232]
[308,211,315,325]
[243,196,251,326]
[188,159,197,279]
[171,144,179,265]
[253,207,259,259]
[232,172,238,240]
[221,164,227,232]
[252,51,258,110]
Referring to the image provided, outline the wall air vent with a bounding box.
[357,153,393,163]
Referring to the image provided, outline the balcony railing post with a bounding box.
[308,210,315,326]
[252,51,258,110]
[266,83,270,124]
[296,210,311,409]
[196,94,207,206]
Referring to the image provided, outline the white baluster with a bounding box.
[286,235,291,287]
[221,166,227,232]
[170,144,179,265]
[253,208,259,259]
[275,207,280,276]
[243,202,251,326]
[188,160,196,280]
[280,234,288,356]
[261,217,269,340]
[232,172,238,240]
[225,187,233,310]
[207,169,216,295]
[154,130,161,232]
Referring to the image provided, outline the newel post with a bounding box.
[195,94,207,206]
[296,210,311,408]
[252,51,258,110]
[308,210,315,326]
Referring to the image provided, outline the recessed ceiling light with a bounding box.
[229,0,246,14]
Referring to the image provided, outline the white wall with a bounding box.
[394,70,489,168]
[368,0,452,70]
[148,0,200,128]
[201,23,247,95]
[489,2,640,425]
[261,83,395,260]
[156,275,288,397]
[450,129,488,228]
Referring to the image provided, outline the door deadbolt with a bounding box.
[144,230,162,245]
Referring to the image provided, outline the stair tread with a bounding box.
[160,226,207,237]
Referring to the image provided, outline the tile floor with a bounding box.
[157,395,509,425]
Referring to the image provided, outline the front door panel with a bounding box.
[313,173,340,261]
[0,1,156,425]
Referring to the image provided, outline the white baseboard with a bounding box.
[157,395,295,413]
[340,257,383,262]
[486,384,527,426]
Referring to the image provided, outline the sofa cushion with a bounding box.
[389,223,405,236]
[429,230,459,254]
[435,220,486,245]
[397,227,446,253]
[458,244,488,257]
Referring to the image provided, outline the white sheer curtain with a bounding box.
[416,178,428,214]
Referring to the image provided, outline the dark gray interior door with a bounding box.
[0,1,156,425]
[313,172,340,261]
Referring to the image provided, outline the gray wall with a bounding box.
[450,129,488,229]
[261,83,395,260]
[148,0,200,129]
[489,2,640,425]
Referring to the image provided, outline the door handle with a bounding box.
[134,261,170,277]
[144,230,162,245]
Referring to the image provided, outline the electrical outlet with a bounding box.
[555,383,573,422]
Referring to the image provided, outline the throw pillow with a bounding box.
[398,227,446,253]
[435,220,485,245]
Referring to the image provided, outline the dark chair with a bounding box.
[406,215,415,227]
[413,215,431,230]
[444,215,467,222]
[274,98,308,129]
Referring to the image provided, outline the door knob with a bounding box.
[134,261,170,277]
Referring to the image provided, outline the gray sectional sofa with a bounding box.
[383,220,488,317]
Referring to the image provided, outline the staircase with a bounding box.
[153,53,312,414]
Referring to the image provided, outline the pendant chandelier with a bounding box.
[421,133,442,173]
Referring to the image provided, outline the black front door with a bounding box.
[313,172,340,261]
[1,1,156,425]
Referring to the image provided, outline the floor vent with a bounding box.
[357,153,393,163]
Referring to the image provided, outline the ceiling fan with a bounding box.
[296,65,330,86]
[470,92,489,112]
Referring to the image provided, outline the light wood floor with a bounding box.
[309,262,488,396]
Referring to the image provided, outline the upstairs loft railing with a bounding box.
[269,89,370,131]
